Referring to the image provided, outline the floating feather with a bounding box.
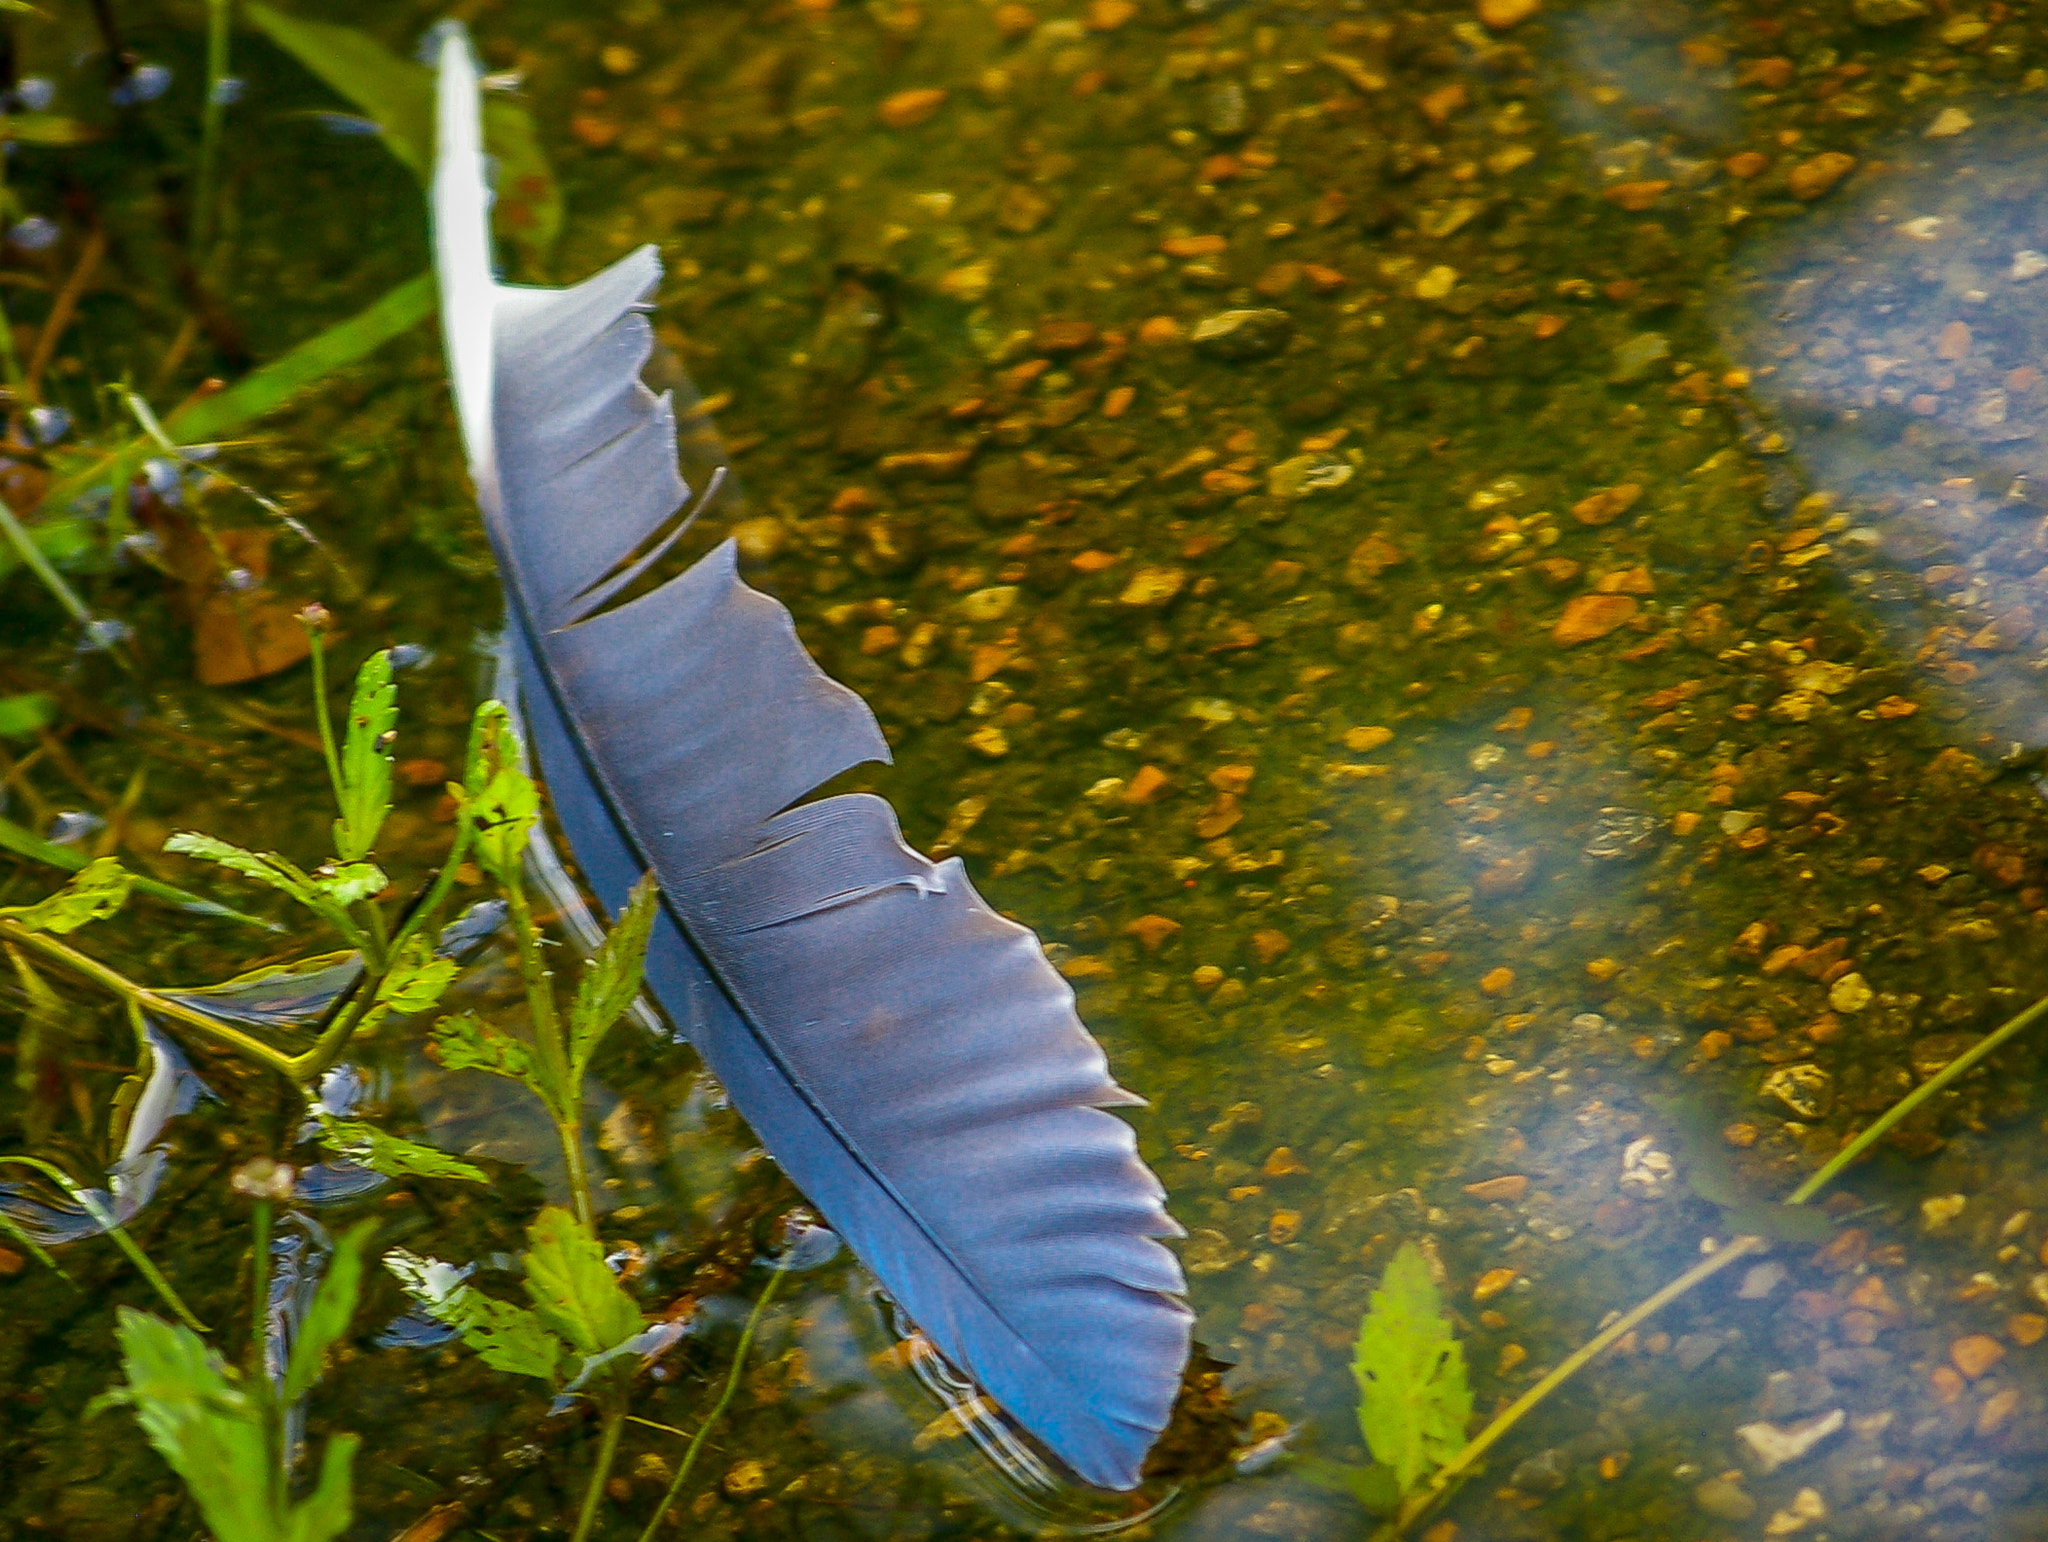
[430,28,1190,1489]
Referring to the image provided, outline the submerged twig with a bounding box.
[23,226,105,404]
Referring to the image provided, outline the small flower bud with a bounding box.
[297,602,331,632]
[230,1156,296,1201]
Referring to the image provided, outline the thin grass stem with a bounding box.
[0,916,301,1079]
[637,1266,784,1542]
[303,625,347,820]
[194,0,232,256]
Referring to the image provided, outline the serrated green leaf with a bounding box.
[107,1308,277,1542]
[385,1249,566,1381]
[108,1306,360,1542]
[431,1012,542,1092]
[462,698,511,798]
[376,943,457,1014]
[1,856,133,935]
[311,861,388,908]
[0,691,54,737]
[472,770,537,886]
[569,873,659,1080]
[165,833,362,940]
[1352,1242,1471,1495]
[315,1113,487,1184]
[333,650,396,862]
[523,1206,643,1359]
[281,1220,380,1407]
[460,700,538,882]
[165,833,319,905]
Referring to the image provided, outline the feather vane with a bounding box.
[430,28,1191,1489]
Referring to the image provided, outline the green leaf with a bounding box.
[569,873,659,1080]
[1352,1242,1472,1496]
[0,691,54,737]
[244,5,557,260]
[105,1306,360,1542]
[1,856,133,935]
[1293,1456,1403,1515]
[106,1308,277,1542]
[1643,1094,1835,1244]
[282,1433,359,1542]
[0,812,273,928]
[385,1249,566,1382]
[164,833,363,940]
[281,1220,380,1406]
[314,1113,487,1184]
[522,1206,644,1359]
[461,703,538,884]
[245,5,431,170]
[311,861,389,908]
[164,832,319,905]
[431,1013,541,1092]
[333,650,396,862]
[43,275,436,518]
[375,940,457,1014]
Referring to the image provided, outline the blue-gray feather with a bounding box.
[432,30,1190,1489]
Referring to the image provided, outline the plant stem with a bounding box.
[1787,988,2048,1204]
[500,863,591,1228]
[305,628,347,819]
[637,1266,783,1542]
[570,1400,628,1542]
[0,916,300,1079]
[194,0,231,257]
[1380,1235,1766,1540]
[248,1198,272,1381]
[1380,985,2048,1540]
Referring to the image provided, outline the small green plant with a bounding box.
[91,1217,380,1542]
[1352,990,2048,1541]
[0,632,780,1541]
[1352,1242,1472,1499]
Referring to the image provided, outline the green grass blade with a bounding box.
[44,274,435,514]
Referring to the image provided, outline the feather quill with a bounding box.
[429,28,1190,1489]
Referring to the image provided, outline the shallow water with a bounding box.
[9,0,2048,1538]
